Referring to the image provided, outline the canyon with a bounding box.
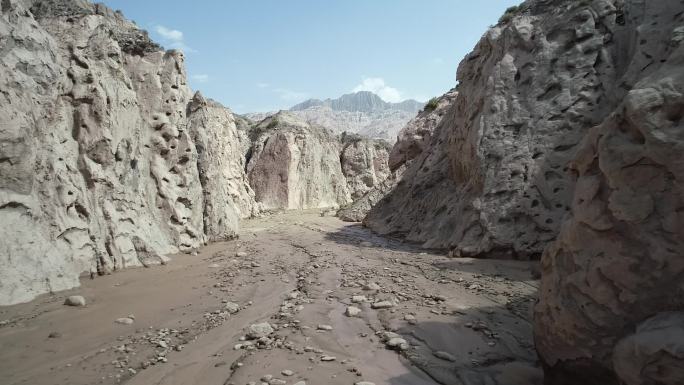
[1,0,683,385]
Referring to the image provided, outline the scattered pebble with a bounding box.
[433,351,456,362]
[351,295,367,303]
[224,301,240,314]
[371,301,394,309]
[345,306,361,317]
[363,282,381,291]
[115,317,134,325]
[247,322,274,339]
[64,295,86,307]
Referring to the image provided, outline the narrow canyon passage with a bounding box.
[0,211,541,385]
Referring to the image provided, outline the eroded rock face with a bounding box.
[0,0,246,305]
[246,112,352,210]
[339,133,391,200]
[368,0,657,259]
[360,0,683,382]
[388,89,458,172]
[187,92,261,240]
[534,1,684,381]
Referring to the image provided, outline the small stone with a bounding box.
[321,355,336,361]
[363,282,381,291]
[287,292,299,299]
[224,301,240,314]
[371,301,394,309]
[355,382,376,385]
[317,324,333,331]
[433,351,456,362]
[236,251,248,258]
[251,261,261,268]
[345,306,361,317]
[386,337,408,351]
[293,382,306,385]
[351,295,367,303]
[208,263,220,268]
[64,295,86,307]
[360,241,374,247]
[281,369,294,376]
[48,331,62,338]
[115,317,134,325]
[247,322,274,339]
[261,374,273,382]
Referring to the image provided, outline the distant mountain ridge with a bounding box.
[290,91,424,114]
[246,91,425,143]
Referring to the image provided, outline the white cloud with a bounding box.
[155,25,183,41]
[274,88,308,102]
[352,77,403,103]
[154,25,194,52]
[191,74,209,83]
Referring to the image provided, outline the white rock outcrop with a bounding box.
[187,92,261,237]
[246,112,352,210]
[339,133,391,200]
[0,0,252,305]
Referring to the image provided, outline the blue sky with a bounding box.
[103,1,520,113]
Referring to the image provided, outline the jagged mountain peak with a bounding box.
[290,91,423,114]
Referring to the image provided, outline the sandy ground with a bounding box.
[0,211,542,385]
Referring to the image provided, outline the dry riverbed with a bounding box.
[0,211,542,385]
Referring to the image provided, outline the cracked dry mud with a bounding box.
[0,211,541,385]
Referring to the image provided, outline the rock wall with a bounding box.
[533,1,684,383]
[246,112,353,210]
[361,0,684,383]
[339,133,391,200]
[337,90,456,222]
[187,92,261,241]
[367,0,646,259]
[0,0,251,305]
[388,88,458,172]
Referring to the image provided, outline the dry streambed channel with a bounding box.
[0,211,542,385]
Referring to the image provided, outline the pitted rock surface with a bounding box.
[0,0,251,305]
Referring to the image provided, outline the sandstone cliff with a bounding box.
[363,0,684,383]
[246,112,352,210]
[0,0,254,305]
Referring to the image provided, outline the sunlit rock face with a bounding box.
[247,91,424,143]
[246,112,353,210]
[362,0,684,383]
[0,0,251,305]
